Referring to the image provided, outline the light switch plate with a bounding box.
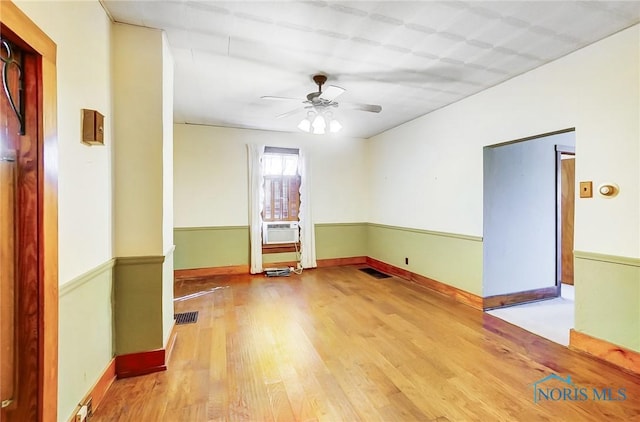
[579,181,593,198]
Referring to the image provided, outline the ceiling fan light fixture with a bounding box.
[298,110,317,133]
[264,73,381,135]
[297,107,342,135]
[297,118,311,132]
[329,119,342,133]
[312,114,326,134]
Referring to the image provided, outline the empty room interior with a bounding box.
[1,1,640,421]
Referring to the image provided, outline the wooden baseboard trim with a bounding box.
[176,257,369,279]
[317,256,367,267]
[412,272,484,311]
[115,322,178,379]
[174,265,249,279]
[483,286,558,310]
[365,257,412,279]
[66,358,116,422]
[89,358,116,414]
[115,348,167,379]
[165,322,178,363]
[264,257,368,270]
[569,329,640,376]
[365,257,483,310]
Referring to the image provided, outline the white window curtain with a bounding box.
[298,148,317,269]
[247,144,264,274]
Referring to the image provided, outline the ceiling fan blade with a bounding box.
[261,95,303,102]
[341,102,382,113]
[319,85,345,102]
[276,108,304,119]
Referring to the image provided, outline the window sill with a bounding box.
[262,243,300,254]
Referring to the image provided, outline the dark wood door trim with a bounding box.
[1,2,58,421]
[555,144,575,291]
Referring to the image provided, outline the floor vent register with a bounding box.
[174,311,199,325]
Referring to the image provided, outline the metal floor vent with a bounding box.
[359,267,391,279]
[175,311,199,325]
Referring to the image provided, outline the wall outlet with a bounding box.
[75,405,88,422]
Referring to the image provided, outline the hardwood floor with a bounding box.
[92,266,640,421]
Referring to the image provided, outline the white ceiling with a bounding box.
[102,1,640,139]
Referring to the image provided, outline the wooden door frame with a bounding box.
[1,2,58,421]
[555,144,575,293]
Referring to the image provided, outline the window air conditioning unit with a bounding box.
[263,221,299,244]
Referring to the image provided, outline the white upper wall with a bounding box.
[173,124,369,227]
[162,32,174,253]
[14,0,113,283]
[112,23,165,256]
[368,24,640,258]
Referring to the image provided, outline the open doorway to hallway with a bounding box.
[483,130,575,346]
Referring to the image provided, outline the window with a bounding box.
[262,147,300,222]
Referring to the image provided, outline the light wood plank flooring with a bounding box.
[93,266,640,421]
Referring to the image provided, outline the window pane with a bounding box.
[264,153,298,176]
[263,155,282,176]
[282,155,298,175]
[273,182,281,220]
[264,179,272,220]
[262,150,301,223]
[282,179,289,219]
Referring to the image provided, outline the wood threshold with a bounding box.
[365,257,484,310]
[483,286,558,310]
[569,329,640,376]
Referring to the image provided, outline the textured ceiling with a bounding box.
[102,1,640,138]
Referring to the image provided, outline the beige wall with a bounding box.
[161,33,175,345]
[574,253,640,351]
[368,25,640,259]
[58,263,114,422]
[113,23,165,256]
[162,32,175,254]
[112,23,175,354]
[173,124,370,227]
[14,0,114,283]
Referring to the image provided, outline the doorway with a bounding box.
[1,4,58,421]
[483,130,576,345]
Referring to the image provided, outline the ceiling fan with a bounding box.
[261,74,382,120]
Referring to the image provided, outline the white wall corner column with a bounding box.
[112,23,175,361]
